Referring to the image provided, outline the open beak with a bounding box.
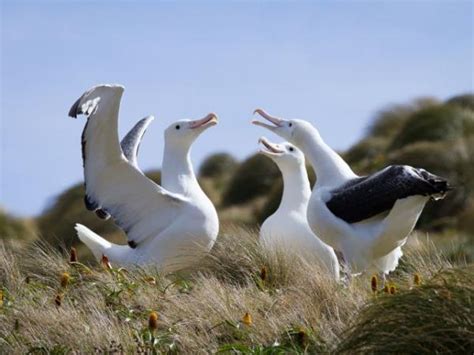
[252,108,284,132]
[189,113,218,129]
[258,137,284,156]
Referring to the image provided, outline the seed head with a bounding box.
[260,266,267,281]
[389,285,396,295]
[383,284,389,293]
[296,326,307,346]
[69,247,78,263]
[101,254,112,270]
[54,293,63,307]
[0,290,3,307]
[144,276,156,285]
[413,273,421,286]
[148,311,159,330]
[60,272,70,288]
[242,312,252,326]
[370,275,378,293]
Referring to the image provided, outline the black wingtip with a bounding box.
[95,209,111,220]
[84,195,98,211]
[68,97,82,118]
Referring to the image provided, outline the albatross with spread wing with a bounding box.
[69,84,219,271]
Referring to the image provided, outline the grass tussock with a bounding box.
[0,229,472,353]
[336,267,474,354]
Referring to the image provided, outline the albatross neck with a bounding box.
[278,163,311,213]
[298,128,356,188]
[161,142,202,196]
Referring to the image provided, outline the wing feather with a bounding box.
[326,165,448,223]
[120,116,154,169]
[70,85,186,246]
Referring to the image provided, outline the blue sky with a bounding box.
[1,0,472,217]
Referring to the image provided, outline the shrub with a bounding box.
[198,153,238,178]
[222,154,280,206]
[389,104,474,150]
[446,93,474,111]
[368,98,439,139]
[336,267,474,354]
[0,210,37,242]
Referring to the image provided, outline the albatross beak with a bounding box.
[189,113,219,129]
[258,137,284,156]
[252,108,284,131]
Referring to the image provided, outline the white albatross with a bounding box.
[252,109,450,276]
[258,137,340,280]
[69,84,219,271]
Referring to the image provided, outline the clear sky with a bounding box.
[1,0,472,217]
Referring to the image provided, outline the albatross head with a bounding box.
[164,113,218,147]
[258,136,305,169]
[252,108,319,147]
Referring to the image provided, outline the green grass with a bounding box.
[0,229,473,354]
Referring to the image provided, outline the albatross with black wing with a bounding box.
[252,108,451,277]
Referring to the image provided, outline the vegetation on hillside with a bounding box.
[0,230,472,353]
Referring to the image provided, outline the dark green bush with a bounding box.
[198,152,238,178]
[368,98,439,139]
[389,105,474,150]
[336,267,474,354]
[446,93,474,111]
[222,154,280,206]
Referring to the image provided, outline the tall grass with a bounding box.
[0,229,472,353]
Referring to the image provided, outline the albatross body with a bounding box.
[69,84,219,272]
[253,109,450,275]
[258,138,340,279]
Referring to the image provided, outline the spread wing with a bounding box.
[120,116,154,169]
[325,165,449,224]
[69,84,187,247]
[85,115,154,220]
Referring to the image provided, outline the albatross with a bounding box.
[258,137,340,280]
[253,109,450,276]
[69,84,219,271]
[86,115,155,221]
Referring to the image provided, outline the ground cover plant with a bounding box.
[0,228,472,354]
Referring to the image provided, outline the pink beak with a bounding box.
[258,137,284,154]
[189,113,218,129]
[252,108,284,130]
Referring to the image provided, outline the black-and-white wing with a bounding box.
[84,116,154,220]
[121,116,154,169]
[326,165,450,224]
[69,85,187,248]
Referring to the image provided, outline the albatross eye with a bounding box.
[289,123,293,127]
[175,125,181,130]
[289,147,294,152]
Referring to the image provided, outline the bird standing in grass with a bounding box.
[253,108,450,278]
[70,84,219,271]
[258,137,340,280]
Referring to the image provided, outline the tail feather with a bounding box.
[74,223,114,261]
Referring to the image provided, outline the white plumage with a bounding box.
[257,137,340,280]
[70,84,219,272]
[253,109,449,276]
